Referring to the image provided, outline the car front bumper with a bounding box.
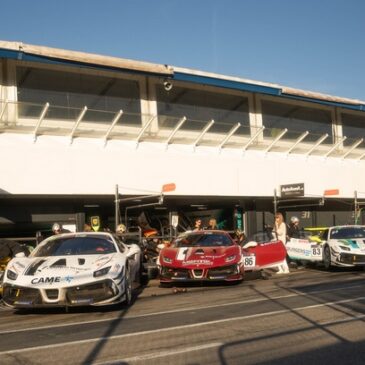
[159,264,243,283]
[2,279,123,308]
[336,252,365,266]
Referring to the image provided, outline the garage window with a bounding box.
[261,99,333,143]
[342,113,365,148]
[16,66,141,124]
[156,85,250,135]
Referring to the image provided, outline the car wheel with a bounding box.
[323,245,332,270]
[138,258,149,286]
[148,266,159,280]
[123,265,132,306]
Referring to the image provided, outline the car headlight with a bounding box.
[162,256,172,263]
[7,270,18,281]
[339,245,351,252]
[93,266,112,278]
[225,255,236,263]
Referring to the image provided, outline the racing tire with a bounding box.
[123,265,132,306]
[139,271,149,286]
[323,245,332,271]
[138,258,149,286]
[148,267,159,280]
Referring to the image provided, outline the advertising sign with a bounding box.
[280,183,304,198]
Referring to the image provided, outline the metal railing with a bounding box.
[1,99,365,159]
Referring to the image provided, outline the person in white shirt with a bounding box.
[272,212,290,274]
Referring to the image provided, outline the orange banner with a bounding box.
[324,189,339,196]
[162,183,176,193]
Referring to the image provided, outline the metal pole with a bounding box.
[115,184,119,231]
[70,106,88,144]
[104,110,123,146]
[274,188,278,215]
[33,102,49,142]
[193,119,214,150]
[354,190,358,224]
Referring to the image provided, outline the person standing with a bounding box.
[272,212,290,274]
[288,216,301,239]
[287,216,304,269]
[52,223,70,235]
[206,217,218,230]
[273,213,287,244]
[192,218,202,231]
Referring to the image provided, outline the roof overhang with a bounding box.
[0,41,173,77]
[174,67,365,112]
[1,40,364,113]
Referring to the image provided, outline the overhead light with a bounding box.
[133,199,142,202]
[197,206,207,210]
[155,207,167,210]
[190,204,207,208]
[84,204,100,208]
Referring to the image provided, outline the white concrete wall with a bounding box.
[1,133,365,198]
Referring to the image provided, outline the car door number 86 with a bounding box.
[243,256,256,267]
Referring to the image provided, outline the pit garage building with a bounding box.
[1,41,365,237]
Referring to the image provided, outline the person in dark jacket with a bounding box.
[288,216,301,239]
[192,218,203,231]
[52,222,70,235]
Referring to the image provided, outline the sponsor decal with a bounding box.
[203,255,225,259]
[64,275,74,283]
[46,266,88,271]
[31,276,61,284]
[287,247,311,256]
[288,245,322,257]
[182,259,213,266]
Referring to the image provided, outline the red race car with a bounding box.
[158,230,244,285]
[241,231,287,272]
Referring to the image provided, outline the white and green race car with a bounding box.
[286,225,365,269]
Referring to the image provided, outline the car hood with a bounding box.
[331,238,365,252]
[160,246,241,269]
[5,254,118,287]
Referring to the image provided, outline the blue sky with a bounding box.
[2,0,365,100]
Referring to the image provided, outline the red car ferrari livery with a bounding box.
[158,230,243,284]
[241,231,287,271]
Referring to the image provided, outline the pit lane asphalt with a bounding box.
[1,267,365,365]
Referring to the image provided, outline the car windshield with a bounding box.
[33,236,117,257]
[330,227,365,240]
[173,233,233,247]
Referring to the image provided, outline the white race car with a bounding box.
[286,238,324,264]
[2,232,142,308]
[286,225,365,269]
